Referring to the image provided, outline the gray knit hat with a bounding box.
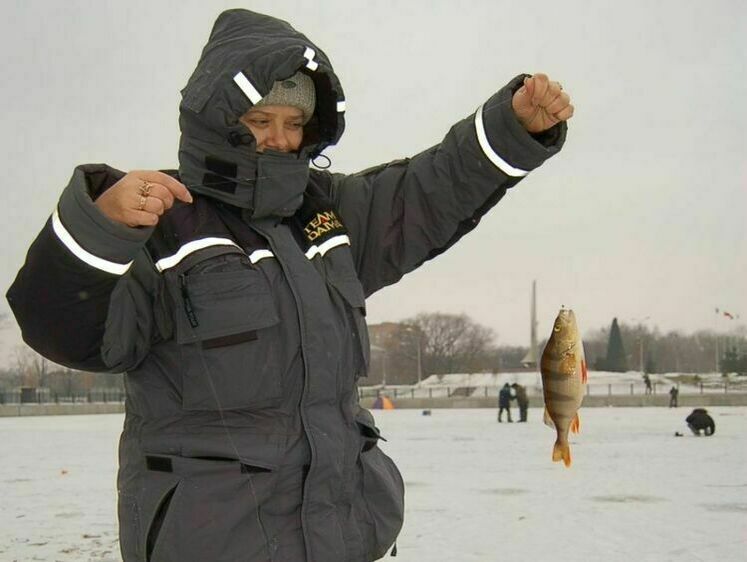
[254,71,316,124]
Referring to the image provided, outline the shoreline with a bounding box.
[2,393,747,417]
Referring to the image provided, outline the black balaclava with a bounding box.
[178,9,346,219]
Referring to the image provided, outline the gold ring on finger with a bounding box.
[138,195,147,211]
[139,180,153,196]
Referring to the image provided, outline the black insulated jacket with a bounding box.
[7,9,566,561]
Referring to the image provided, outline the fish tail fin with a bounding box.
[552,440,572,468]
[543,407,555,429]
[570,413,581,434]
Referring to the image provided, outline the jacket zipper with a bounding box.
[179,274,199,328]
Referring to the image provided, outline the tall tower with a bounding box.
[521,280,538,369]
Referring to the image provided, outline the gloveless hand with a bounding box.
[95,171,193,227]
[511,73,574,133]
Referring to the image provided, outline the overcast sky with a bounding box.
[0,0,744,362]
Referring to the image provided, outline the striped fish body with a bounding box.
[540,309,587,467]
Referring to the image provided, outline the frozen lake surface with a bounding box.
[1,407,746,561]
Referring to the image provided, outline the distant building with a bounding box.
[365,322,422,386]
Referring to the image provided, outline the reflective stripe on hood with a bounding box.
[178,9,346,215]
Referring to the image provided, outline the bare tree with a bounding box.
[582,320,747,374]
[458,323,496,372]
[406,312,496,374]
[13,345,51,388]
[0,367,21,390]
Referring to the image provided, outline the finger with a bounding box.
[545,91,571,116]
[145,183,176,210]
[512,77,531,112]
[136,170,193,203]
[522,75,535,101]
[539,81,563,109]
[531,73,550,105]
[554,104,575,122]
[524,107,543,130]
[142,196,166,216]
[124,209,160,228]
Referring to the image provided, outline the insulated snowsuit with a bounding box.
[686,408,715,436]
[669,386,679,408]
[6,9,566,562]
[498,384,514,422]
[512,383,529,422]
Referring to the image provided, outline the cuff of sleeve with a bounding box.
[478,74,567,174]
[54,164,154,275]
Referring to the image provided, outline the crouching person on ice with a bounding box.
[6,9,572,561]
[686,408,716,436]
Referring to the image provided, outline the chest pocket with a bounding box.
[325,265,370,380]
[164,248,283,411]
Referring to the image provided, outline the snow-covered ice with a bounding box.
[1,414,122,561]
[380,407,747,561]
[1,407,746,561]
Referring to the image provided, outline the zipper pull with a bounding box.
[179,274,199,328]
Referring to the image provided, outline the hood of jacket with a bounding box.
[178,9,346,217]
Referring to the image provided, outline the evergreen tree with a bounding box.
[720,347,740,375]
[604,318,628,372]
[737,351,747,376]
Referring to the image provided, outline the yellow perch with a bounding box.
[540,308,587,467]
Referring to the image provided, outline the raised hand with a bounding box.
[511,73,574,133]
[95,171,193,227]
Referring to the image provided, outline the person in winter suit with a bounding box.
[6,9,572,562]
[511,382,529,422]
[498,383,514,422]
[669,385,679,408]
[686,408,715,436]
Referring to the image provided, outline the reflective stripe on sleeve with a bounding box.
[474,103,529,178]
[51,210,132,275]
[337,101,346,112]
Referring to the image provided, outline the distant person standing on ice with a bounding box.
[669,386,679,407]
[686,408,715,436]
[498,383,514,422]
[511,382,529,422]
[6,8,573,561]
[643,373,652,394]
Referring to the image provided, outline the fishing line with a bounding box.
[185,308,274,554]
[180,168,307,192]
[176,96,519,191]
[170,91,530,542]
[178,92,528,443]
